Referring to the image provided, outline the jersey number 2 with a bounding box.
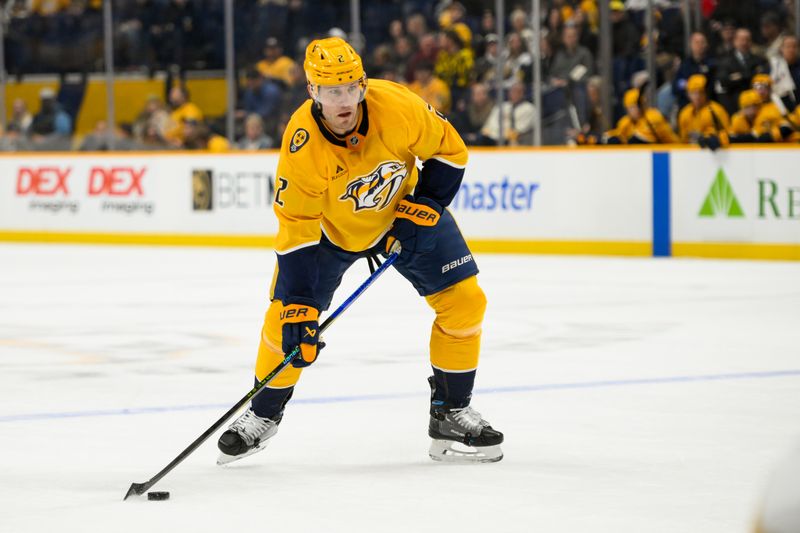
[275,177,288,206]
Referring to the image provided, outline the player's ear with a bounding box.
[306,83,314,100]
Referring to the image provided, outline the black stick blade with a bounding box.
[124,482,150,500]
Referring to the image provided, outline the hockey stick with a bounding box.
[124,248,400,500]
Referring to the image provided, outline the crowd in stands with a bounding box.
[2,0,800,151]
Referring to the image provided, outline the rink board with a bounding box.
[0,147,798,259]
[669,148,800,260]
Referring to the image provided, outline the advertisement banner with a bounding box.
[0,153,280,235]
[671,149,800,245]
[454,150,652,241]
[0,150,651,244]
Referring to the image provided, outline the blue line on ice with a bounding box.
[2,369,799,423]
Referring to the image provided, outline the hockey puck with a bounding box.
[147,491,170,501]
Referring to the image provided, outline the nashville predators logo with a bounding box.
[290,128,309,153]
[339,161,408,212]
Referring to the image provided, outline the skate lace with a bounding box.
[452,407,488,432]
[230,410,272,446]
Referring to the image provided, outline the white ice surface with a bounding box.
[1,244,799,533]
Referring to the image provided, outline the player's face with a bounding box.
[315,81,362,133]
[689,90,704,107]
[754,83,770,101]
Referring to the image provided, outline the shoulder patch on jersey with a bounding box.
[426,103,448,121]
[289,128,310,153]
[339,161,408,212]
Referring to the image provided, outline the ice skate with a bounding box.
[216,409,279,465]
[427,377,503,463]
[428,403,504,463]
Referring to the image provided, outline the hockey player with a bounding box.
[729,90,762,143]
[217,37,503,464]
[752,74,796,142]
[604,88,679,144]
[677,74,730,150]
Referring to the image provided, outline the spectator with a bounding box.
[405,13,428,42]
[710,18,737,58]
[434,29,474,104]
[501,32,532,89]
[78,120,136,151]
[391,36,416,78]
[29,88,72,138]
[454,82,495,145]
[478,9,495,40]
[673,32,716,110]
[729,89,761,143]
[388,19,405,42]
[677,75,730,149]
[0,124,31,152]
[716,29,769,114]
[509,8,535,54]
[610,1,641,59]
[133,95,170,144]
[711,0,761,36]
[571,7,598,58]
[165,85,203,144]
[256,37,297,87]
[406,33,439,83]
[474,33,499,83]
[240,69,283,124]
[545,6,565,52]
[604,88,679,144]
[481,80,536,146]
[610,0,644,117]
[9,99,33,136]
[574,75,606,144]
[752,74,792,141]
[770,35,800,106]
[182,118,230,152]
[550,25,594,86]
[407,61,451,114]
[369,44,397,80]
[151,0,200,70]
[758,11,789,59]
[276,63,310,141]
[236,114,273,150]
[282,63,310,114]
[138,122,170,150]
[114,0,149,69]
[30,0,68,16]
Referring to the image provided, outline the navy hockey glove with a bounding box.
[701,135,721,151]
[280,303,323,368]
[386,195,442,255]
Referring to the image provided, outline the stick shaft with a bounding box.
[125,251,399,498]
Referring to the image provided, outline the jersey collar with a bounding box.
[311,100,370,148]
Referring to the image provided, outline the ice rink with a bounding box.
[1,243,799,533]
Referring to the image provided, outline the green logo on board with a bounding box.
[699,169,744,218]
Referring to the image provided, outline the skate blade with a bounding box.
[216,441,270,466]
[428,439,503,464]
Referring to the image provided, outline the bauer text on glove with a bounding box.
[280,303,323,368]
[386,196,442,254]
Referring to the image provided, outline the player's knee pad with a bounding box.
[426,276,487,336]
[255,300,303,387]
[425,276,486,371]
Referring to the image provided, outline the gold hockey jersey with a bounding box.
[273,78,468,254]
